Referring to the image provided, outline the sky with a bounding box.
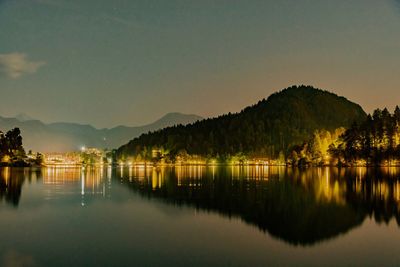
[0,0,400,128]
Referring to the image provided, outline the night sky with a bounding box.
[1,0,400,128]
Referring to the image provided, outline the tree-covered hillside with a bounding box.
[328,107,400,166]
[116,86,366,161]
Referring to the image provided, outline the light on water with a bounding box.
[1,166,400,266]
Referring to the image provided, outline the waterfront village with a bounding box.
[44,147,109,166]
[2,147,275,167]
[42,148,274,167]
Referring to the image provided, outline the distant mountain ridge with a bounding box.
[117,85,367,160]
[0,113,203,152]
[15,113,35,122]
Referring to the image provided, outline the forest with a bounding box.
[327,107,400,166]
[116,86,366,163]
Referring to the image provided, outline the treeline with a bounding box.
[328,107,400,166]
[116,86,366,162]
[0,127,42,166]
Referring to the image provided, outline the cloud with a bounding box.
[0,53,46,79]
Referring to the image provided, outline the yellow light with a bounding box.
[1,155,10,163]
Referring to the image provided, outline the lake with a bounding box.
[1,166,400,267]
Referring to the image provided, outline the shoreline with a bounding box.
[3,163,400,168]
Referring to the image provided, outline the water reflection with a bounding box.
[120,166,400,245]
[42,167,113,206]
[2,166,400,246]
[0,167,41,207]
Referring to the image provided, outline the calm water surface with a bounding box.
[1,166,400,267]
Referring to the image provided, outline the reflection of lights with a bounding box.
[107,166,112,181]
[81,169,85,196]
[129,166,133,181]
[15,165,400,215]
[2,167,10,185]
[152,170,158,190]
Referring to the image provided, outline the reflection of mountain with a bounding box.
[119,167,400,246]
[342,168,400,226]
[3,166,400,246]
[0,112,202,152]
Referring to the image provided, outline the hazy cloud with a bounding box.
[0,53,46,79]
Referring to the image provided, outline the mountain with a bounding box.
[148,112,203,129]
[116,85,367,160]
[15,113,35,122]
[0,113,202,152]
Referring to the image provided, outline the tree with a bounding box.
[35,153,44,165]
[0,128,25,158]
[5,128,25,157]
[329,108,400,166]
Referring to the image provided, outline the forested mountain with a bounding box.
[116,85,366,161]
[0,113,202,152]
